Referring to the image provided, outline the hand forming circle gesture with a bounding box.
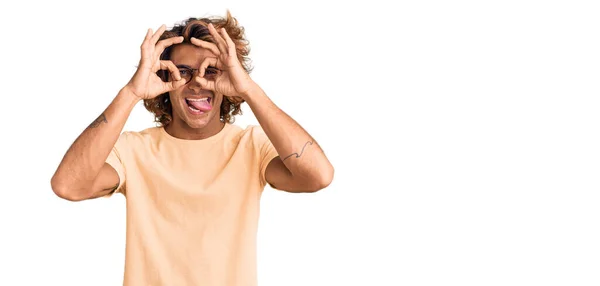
[190,23,256,100]
[126,25,186,100]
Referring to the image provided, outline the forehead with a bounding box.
[169,43,216,65]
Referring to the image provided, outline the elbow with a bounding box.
[51,176,87,202]
[307,164,334,193]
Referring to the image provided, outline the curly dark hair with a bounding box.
[143,11,252,126]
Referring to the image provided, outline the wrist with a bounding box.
[240,82,263,103]
[118,86,142,106]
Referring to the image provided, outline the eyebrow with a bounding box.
[175,64,220,71]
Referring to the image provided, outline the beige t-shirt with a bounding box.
[105,123,279,286]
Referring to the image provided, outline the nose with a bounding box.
[187,75,204,92]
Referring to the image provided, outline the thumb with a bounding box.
[194,76,216,91]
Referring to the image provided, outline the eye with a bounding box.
[205,67,219,75]
[179,69,191,76]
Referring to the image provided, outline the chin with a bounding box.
[184,116,213,129]
[178,105,215,127]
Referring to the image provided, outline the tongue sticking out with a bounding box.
[188,99,212,112]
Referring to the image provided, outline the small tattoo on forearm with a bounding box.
[282,141,314,161]
[88,113,108,128]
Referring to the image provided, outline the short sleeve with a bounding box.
[104,132,129,195]
[254,126,279,186]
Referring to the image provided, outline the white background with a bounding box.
[1,0,599,285]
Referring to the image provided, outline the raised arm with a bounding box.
[246,86,334,192]
[190,23,334,193]
[51,25,186,201]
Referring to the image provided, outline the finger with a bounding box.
[167,76,187,91]
[140,28,153,52]
[190,37,220,56]
[142,28,152,46]
[155,36,184,59]
[159,60,186,91]
[220,28,237,56]
[139,29,155,67]
[150,24,167,44]
[208,23,228,55]
[193,76,216,91]
[159,60,183,81]
[198,57,219,78]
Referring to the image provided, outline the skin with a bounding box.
[51,22,333,202]
[51,25,185,200]
[187,23,334,192]
[164,44,225,140]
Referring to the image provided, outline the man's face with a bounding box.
[168,43,223,129]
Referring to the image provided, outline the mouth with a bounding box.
[185,97,212,114]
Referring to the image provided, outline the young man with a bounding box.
[50,12,334,286]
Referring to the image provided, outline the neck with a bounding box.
[164,119,225,140]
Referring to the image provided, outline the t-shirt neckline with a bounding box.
[159,123,231,144]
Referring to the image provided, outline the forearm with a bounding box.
[51,87,139,193]
[245,84,333,183]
